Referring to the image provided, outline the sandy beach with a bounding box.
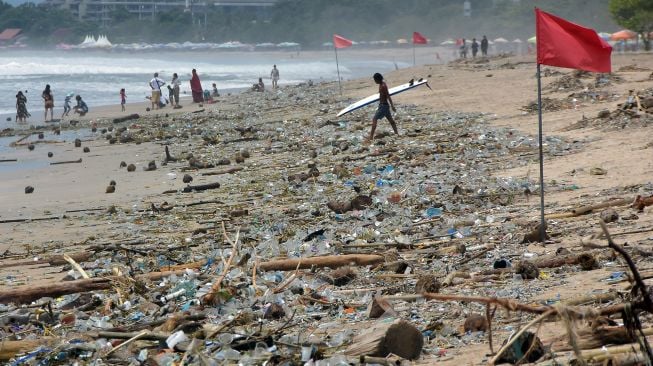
[0,50,652,364]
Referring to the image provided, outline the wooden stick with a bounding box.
[571,198,633,216]
[104,330,149,357]
[0,277,114,304]
[0,269,198,304]
[422,292,633,318]
[63,253,90,279]
[184,199,224,207]
[202,224,239,304]
[50,158,82,165]
[182,181,221,193]
[259,254,385,271]
[0,216,61,224]
[1,252,92,268]
[94,330,169,341]
[201,166,244,176]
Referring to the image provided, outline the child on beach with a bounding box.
[368,72,398,141]
[62,93,72,119]
[120,88,126,111]
[74,95,88,116]
[167,85,174,106]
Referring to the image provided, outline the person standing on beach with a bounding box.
[149,73,165,110]
[42,84,54,122]
[190,69,203,103]
[471,38,479,58]
[16,91,30,123]
[171,73,181,107]
[459,38,468,58]
[481,35,489,56]
[369,73,398,141]
[270,65,279,89]
[120,88,126,111]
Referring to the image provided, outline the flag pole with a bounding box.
[536,63,546,242]
[334,46,342,95]
[413,43,416,66]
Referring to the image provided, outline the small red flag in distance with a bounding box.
[413,31,428,44]
[333,34,353,49]
[535,8,612,73]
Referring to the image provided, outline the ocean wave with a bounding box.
[0,57,346,78]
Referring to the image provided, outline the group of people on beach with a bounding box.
[144,66,281,111]
[458,35,489,59]
[145,69,220,111]
[15,85,88,123]
[252,65,280,92]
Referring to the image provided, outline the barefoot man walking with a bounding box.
[369,72,398,140]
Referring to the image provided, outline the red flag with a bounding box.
[333,34,353,49]
[413,31,428,45]
[535,8,612,73]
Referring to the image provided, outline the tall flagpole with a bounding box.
[334,46,342,95]
[413,43,416,66]
[536,63,546,242]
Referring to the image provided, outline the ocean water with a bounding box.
[0,50,409,128]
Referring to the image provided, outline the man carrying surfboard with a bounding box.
[369,72,398,141]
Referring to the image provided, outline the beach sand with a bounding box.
[0,50,652,364]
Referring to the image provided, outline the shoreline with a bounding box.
[0,46,454,129]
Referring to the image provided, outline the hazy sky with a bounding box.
[5,0,43,5]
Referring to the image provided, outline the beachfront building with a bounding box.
[43,0,277,24]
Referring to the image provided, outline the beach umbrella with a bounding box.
[527,36,537,44]
[493,37,509,43]
[611,30,636,41]
[598,32,611,41]
[512,38,522,43]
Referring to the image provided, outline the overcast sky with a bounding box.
[5,0,43,5]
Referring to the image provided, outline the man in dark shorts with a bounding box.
[369,72,398,141]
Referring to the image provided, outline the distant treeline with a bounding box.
[0,0,619,46]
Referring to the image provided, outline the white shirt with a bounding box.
[150,77,165,91]
[171,78,181,89]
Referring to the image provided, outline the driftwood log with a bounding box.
[0,339,55,361]
[571,198,633,216]
[1,251,92,269]
[201,166,244,176]
[182,182,221,193]
[112,113,140,124]
[0,277,114,304]
[258,254,384,271]
[345,319,423,360]
[50,158,82,165]
[0,268,198,304]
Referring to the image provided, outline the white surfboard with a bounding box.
[336,79,430,117]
